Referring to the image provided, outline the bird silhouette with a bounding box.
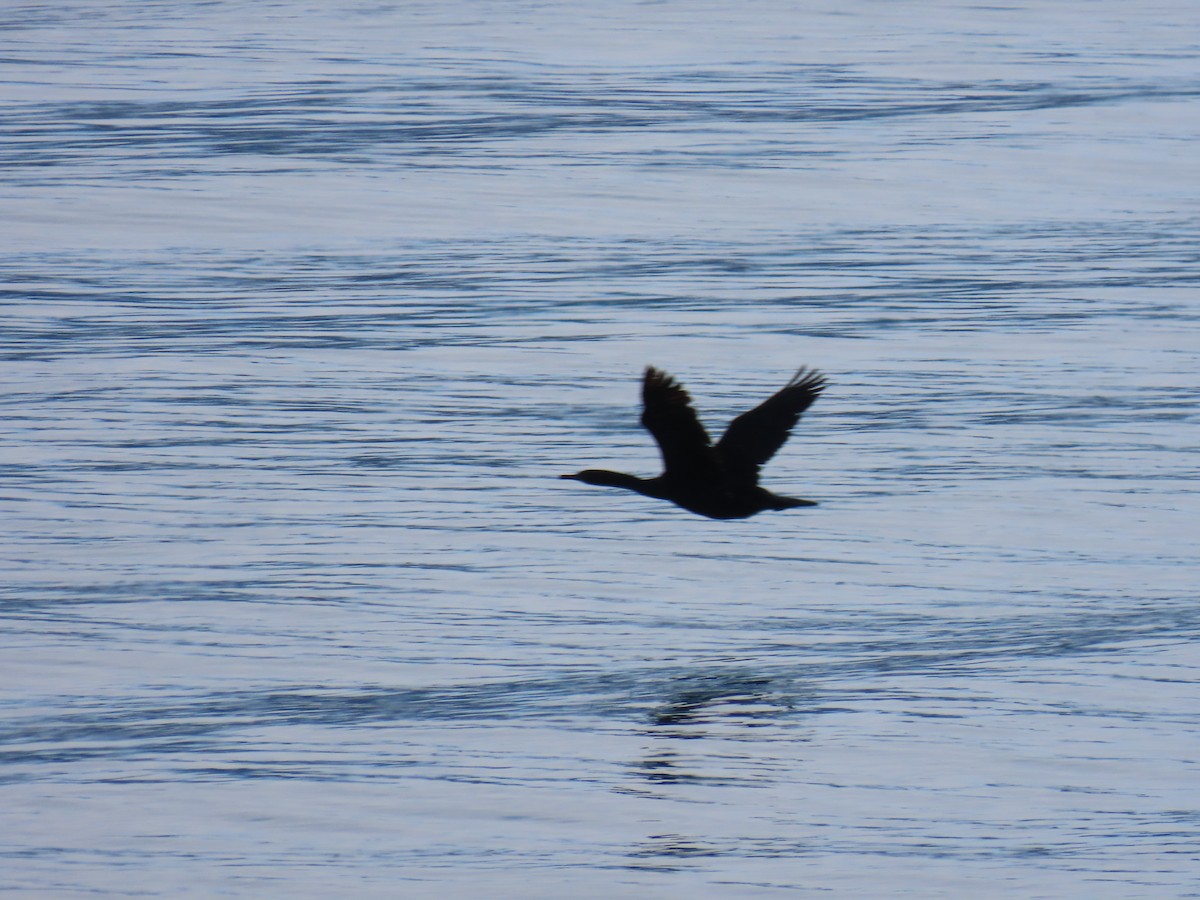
[561,366,826,519]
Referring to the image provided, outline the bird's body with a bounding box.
[561,366,826,519]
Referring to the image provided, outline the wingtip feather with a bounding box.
[787,366,827,395]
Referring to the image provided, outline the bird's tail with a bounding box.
[772,495,818,509]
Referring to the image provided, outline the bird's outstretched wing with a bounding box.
[715,368,826,484]
[641,367,718,481]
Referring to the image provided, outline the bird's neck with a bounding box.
[591,470,666,498]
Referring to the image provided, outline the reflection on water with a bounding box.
[2,0,1199,895]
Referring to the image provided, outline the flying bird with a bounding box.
[561,366,826,519]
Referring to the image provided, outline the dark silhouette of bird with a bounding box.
[561,366,827,519]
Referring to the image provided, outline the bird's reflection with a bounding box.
[620,674,808,869]
[628,672,802,787]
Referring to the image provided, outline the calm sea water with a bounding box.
[3,1,1199,897]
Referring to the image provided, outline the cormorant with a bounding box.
[561,366,826,519]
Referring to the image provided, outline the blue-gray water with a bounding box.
[2,2,1198,897]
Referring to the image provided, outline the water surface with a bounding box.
[2,1,1199,896]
